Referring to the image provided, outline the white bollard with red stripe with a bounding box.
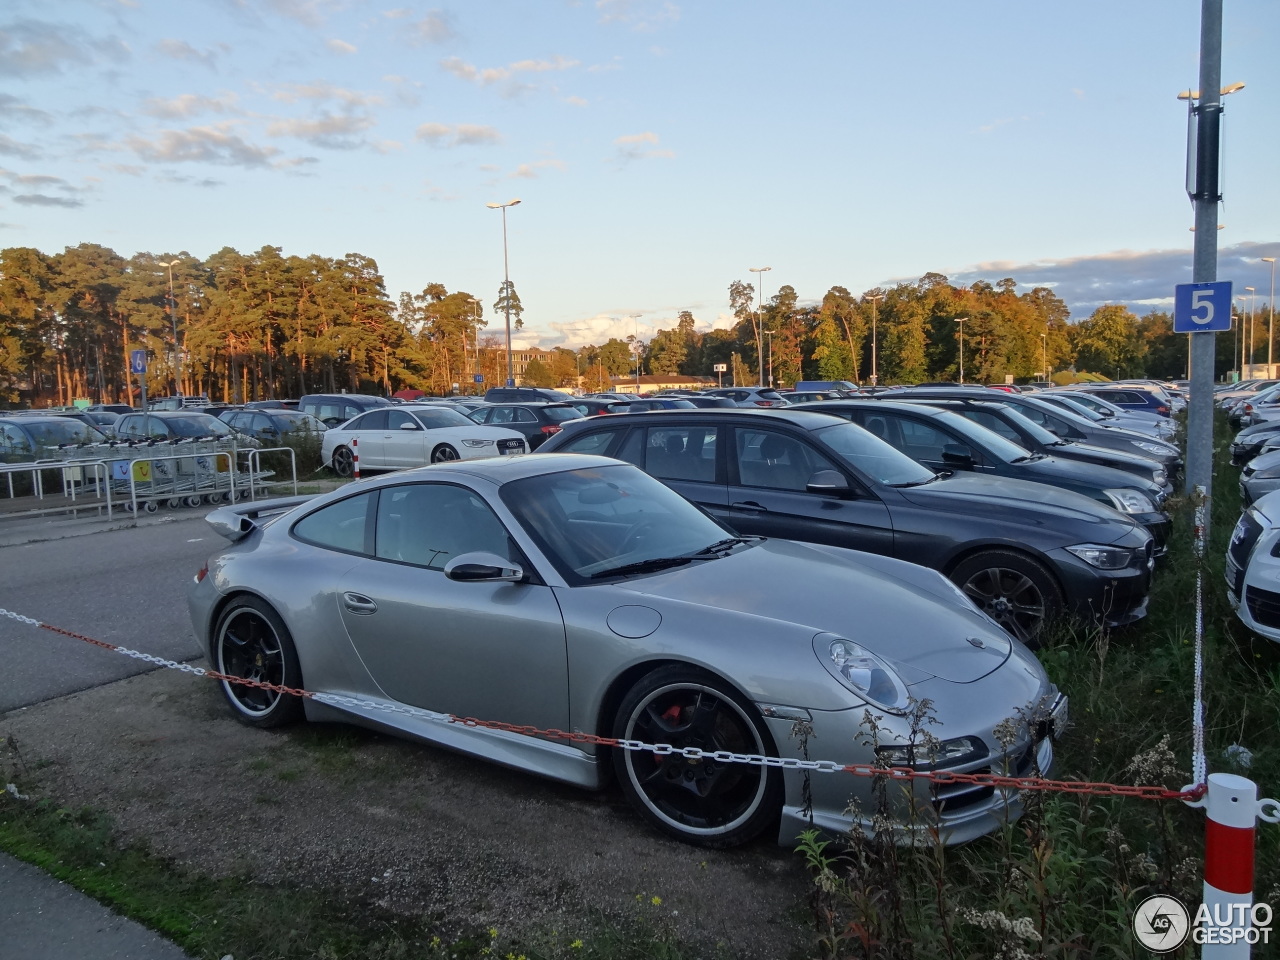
[1196,773,1279,958]
[352,437,360,480]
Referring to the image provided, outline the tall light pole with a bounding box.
[748,266,771,387]
[1246,286,1257,373]
[866,293,884,386]
[161,258,183,395]
[1238,297,1248,376]
[1041,332,1048,380]
[632,314,643,393]
[467,297,482,387]
[1264,257,1277,372]
[954,317,969,383]
[764,330,775,388]
[486,199,521,386]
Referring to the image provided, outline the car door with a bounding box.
[382,409,426,468]
[336,481,569,729]
[344,410,388,468]
[725,425,895,556]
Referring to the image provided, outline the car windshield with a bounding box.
[544,406,585,423]
[988,405,1062,446]
[274,411,327,431]
[811,421,936,485]
[501,464,737,583]
[1051,396,1105,422]
[20,419,106,446]
[929,409,1034,462]
[164,415,234,438]
[406,406,474,428]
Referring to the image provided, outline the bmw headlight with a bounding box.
[1065,543,1134,570]
[1133,439,1175,456]
[462,439,494,448]
[878,737,987,767]
[1103,488,1155,514]
[818,637,910,712]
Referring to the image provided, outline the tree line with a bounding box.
[0,242,1234,407]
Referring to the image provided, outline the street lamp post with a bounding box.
[467,298,482,385]
[764,330,775,388]
[633,314,643,393]
[748,266,771,387]
[1238,297,1248,377]
[954,317,969,383]
[1041,332,1048,380]
[161,258,183,395]
[1264,257,1277,372]
[866,293,884,386]
[486,199,521,386]
[1246,286,1257,373]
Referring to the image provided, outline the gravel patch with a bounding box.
[1,666,813,958]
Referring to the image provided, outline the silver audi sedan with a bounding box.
[188,453,1066,848]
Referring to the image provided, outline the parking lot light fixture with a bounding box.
[748,267,771,387]
[161,258,183,395]
[954,317,969,383]
[486,199,521,386]
[1263,258,1276,368]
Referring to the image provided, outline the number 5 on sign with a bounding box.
[1174,281,1233,333]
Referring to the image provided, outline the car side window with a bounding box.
[1,424,33,455]
[558,430,618,456]
[514,408,538,423]
[489,407,515,425]
[892,417,951,461]
[387,410,416,430]
[292,491,377,555]
[646,426,717,482]
[374,483,512,569]
[735,429,834,491]
[252,414,274,434]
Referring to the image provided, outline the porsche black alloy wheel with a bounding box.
[613,666,782,847]
[213,596,304,728]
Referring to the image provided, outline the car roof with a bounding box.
[554,407,846,432]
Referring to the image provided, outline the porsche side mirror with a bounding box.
[444,552,524,582]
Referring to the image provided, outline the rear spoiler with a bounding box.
[205,494,316,542]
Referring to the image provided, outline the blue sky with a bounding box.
[3,0,1278,349]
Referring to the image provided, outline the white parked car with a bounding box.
[322,404,527,475]
[1226,489,1280,643]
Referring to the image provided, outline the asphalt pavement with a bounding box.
[0,508,220,960]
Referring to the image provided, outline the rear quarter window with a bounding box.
[292,492,377,555]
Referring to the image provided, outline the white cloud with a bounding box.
[125,125,281,167]
[0,134,41,160]
[327,38,357,55]
[406,10,454,45]
[565,95,588,107]
[0,19,129,77]
[270,82,383,108]
[155,38,222,68]
[510,159,567,179]
[143,93,239,119]
[439,54,580,95]
[267,113,375,148]
[612,131,674,163]
[595,0,681,32]
[415,122,502,148]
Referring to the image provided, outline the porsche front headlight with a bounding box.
[820,637,910,712]
[878,737,986,767]
[1103,488,1155,514]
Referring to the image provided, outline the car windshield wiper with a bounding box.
[1010,453,1046,463]
[691,536,761,556]
[889,474,942,487]
[589,556,709,579]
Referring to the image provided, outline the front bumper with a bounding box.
[769,690,1068,846]
[1225,509,1280,643]
[1046,538,1154,628]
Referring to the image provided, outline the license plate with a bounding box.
[499,440,524,455]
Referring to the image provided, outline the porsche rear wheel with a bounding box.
[213,596,304,728]
[612,666,781,847]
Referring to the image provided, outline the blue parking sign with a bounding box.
[473,374,484,384]
[1174,281,1233,333]
[130,349,147,373]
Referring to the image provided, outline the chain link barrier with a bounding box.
[0,606,1207,803]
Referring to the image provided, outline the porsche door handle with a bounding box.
[730,501,767,513]
[342,592,378,615]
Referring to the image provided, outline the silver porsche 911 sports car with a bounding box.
[188,453,1067,848]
